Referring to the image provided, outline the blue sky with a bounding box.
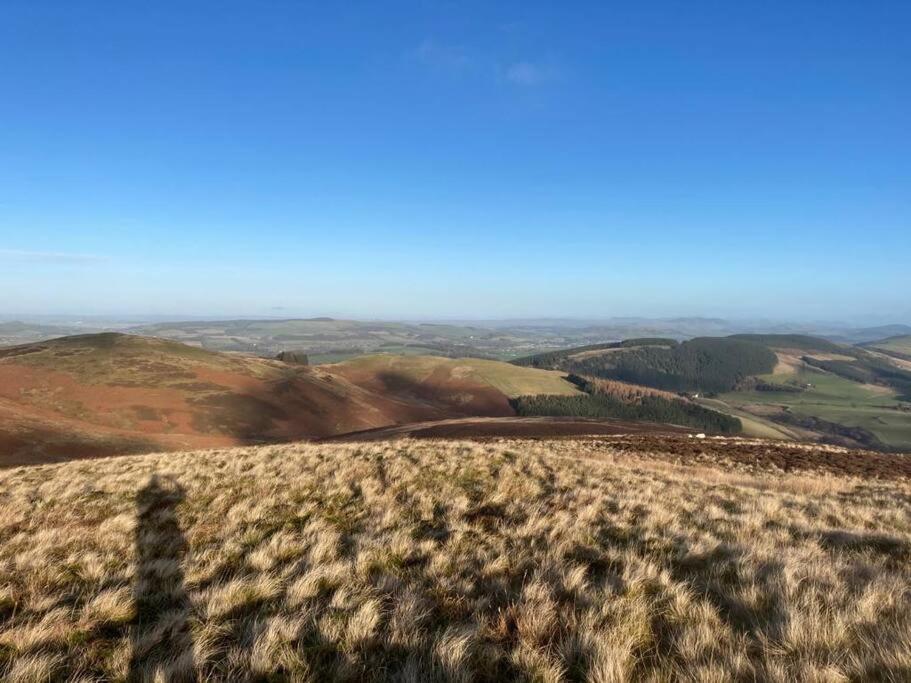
[1,1,908,321]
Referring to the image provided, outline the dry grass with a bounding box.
[1,438,910,681]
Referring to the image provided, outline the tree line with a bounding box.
[511,375,741,434]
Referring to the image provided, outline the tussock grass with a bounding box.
[1,438,910,681]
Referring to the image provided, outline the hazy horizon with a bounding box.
[2,311,909,331]
[2,2,908,320]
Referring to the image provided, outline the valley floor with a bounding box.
[1,437,910,681]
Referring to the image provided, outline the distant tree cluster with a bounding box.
[737,376,805,393]
[754,381,804,393]
[511,375,741,434]
[275,350,309,365]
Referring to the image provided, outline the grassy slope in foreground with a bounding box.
[1,439,909,681]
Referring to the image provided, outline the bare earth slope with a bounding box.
[1,437,909,681]
[0,335,581,465]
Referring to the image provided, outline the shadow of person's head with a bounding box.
[130,474,195,682]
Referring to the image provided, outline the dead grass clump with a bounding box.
[0,438,909,680]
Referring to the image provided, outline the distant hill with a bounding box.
[862,335,911,361]
[0,333,385,464]
[727,334,845,353]
[0,334,583,465]
[837,324,911,344]
[0,320,96,346]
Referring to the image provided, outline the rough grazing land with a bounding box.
[0,334,588,466]
[1,439,910,682]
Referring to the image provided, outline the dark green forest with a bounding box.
[515,337,777,394]
[727,334,844,353]
[511,377,741,434]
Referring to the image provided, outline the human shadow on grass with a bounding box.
[129,475,195,682]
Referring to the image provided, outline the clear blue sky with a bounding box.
[1,1,908,321]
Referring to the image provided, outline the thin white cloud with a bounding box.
[0,249,105,264]
[414,39,473,71]
[414,39,560,88]
[503,61,558,86]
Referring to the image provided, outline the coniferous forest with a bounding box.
[514,337,777,394]
[511,376,742,434]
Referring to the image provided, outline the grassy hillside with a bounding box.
[325,355,580,399]
[1,439,909,681]
[0,336,582,464]
[0,333,391,463]
[866,335,911,360]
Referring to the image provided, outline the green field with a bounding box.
[720,368,911,449]
[696,397,798,440]
[868,335,911,358]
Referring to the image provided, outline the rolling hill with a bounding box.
[326,354,579,406]
[0,334,581,466]
[510,334,911,450]
[864,335,911,361]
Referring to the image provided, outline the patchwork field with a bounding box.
[125,319,624,362]
[503,333,911,450]
[1,438,909,681]
[720,366,911,450]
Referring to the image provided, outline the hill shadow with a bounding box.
[374,370,513,417]
[129,475,195,682]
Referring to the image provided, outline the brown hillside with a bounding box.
[0,335,579,466]
[0,333,384,464]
